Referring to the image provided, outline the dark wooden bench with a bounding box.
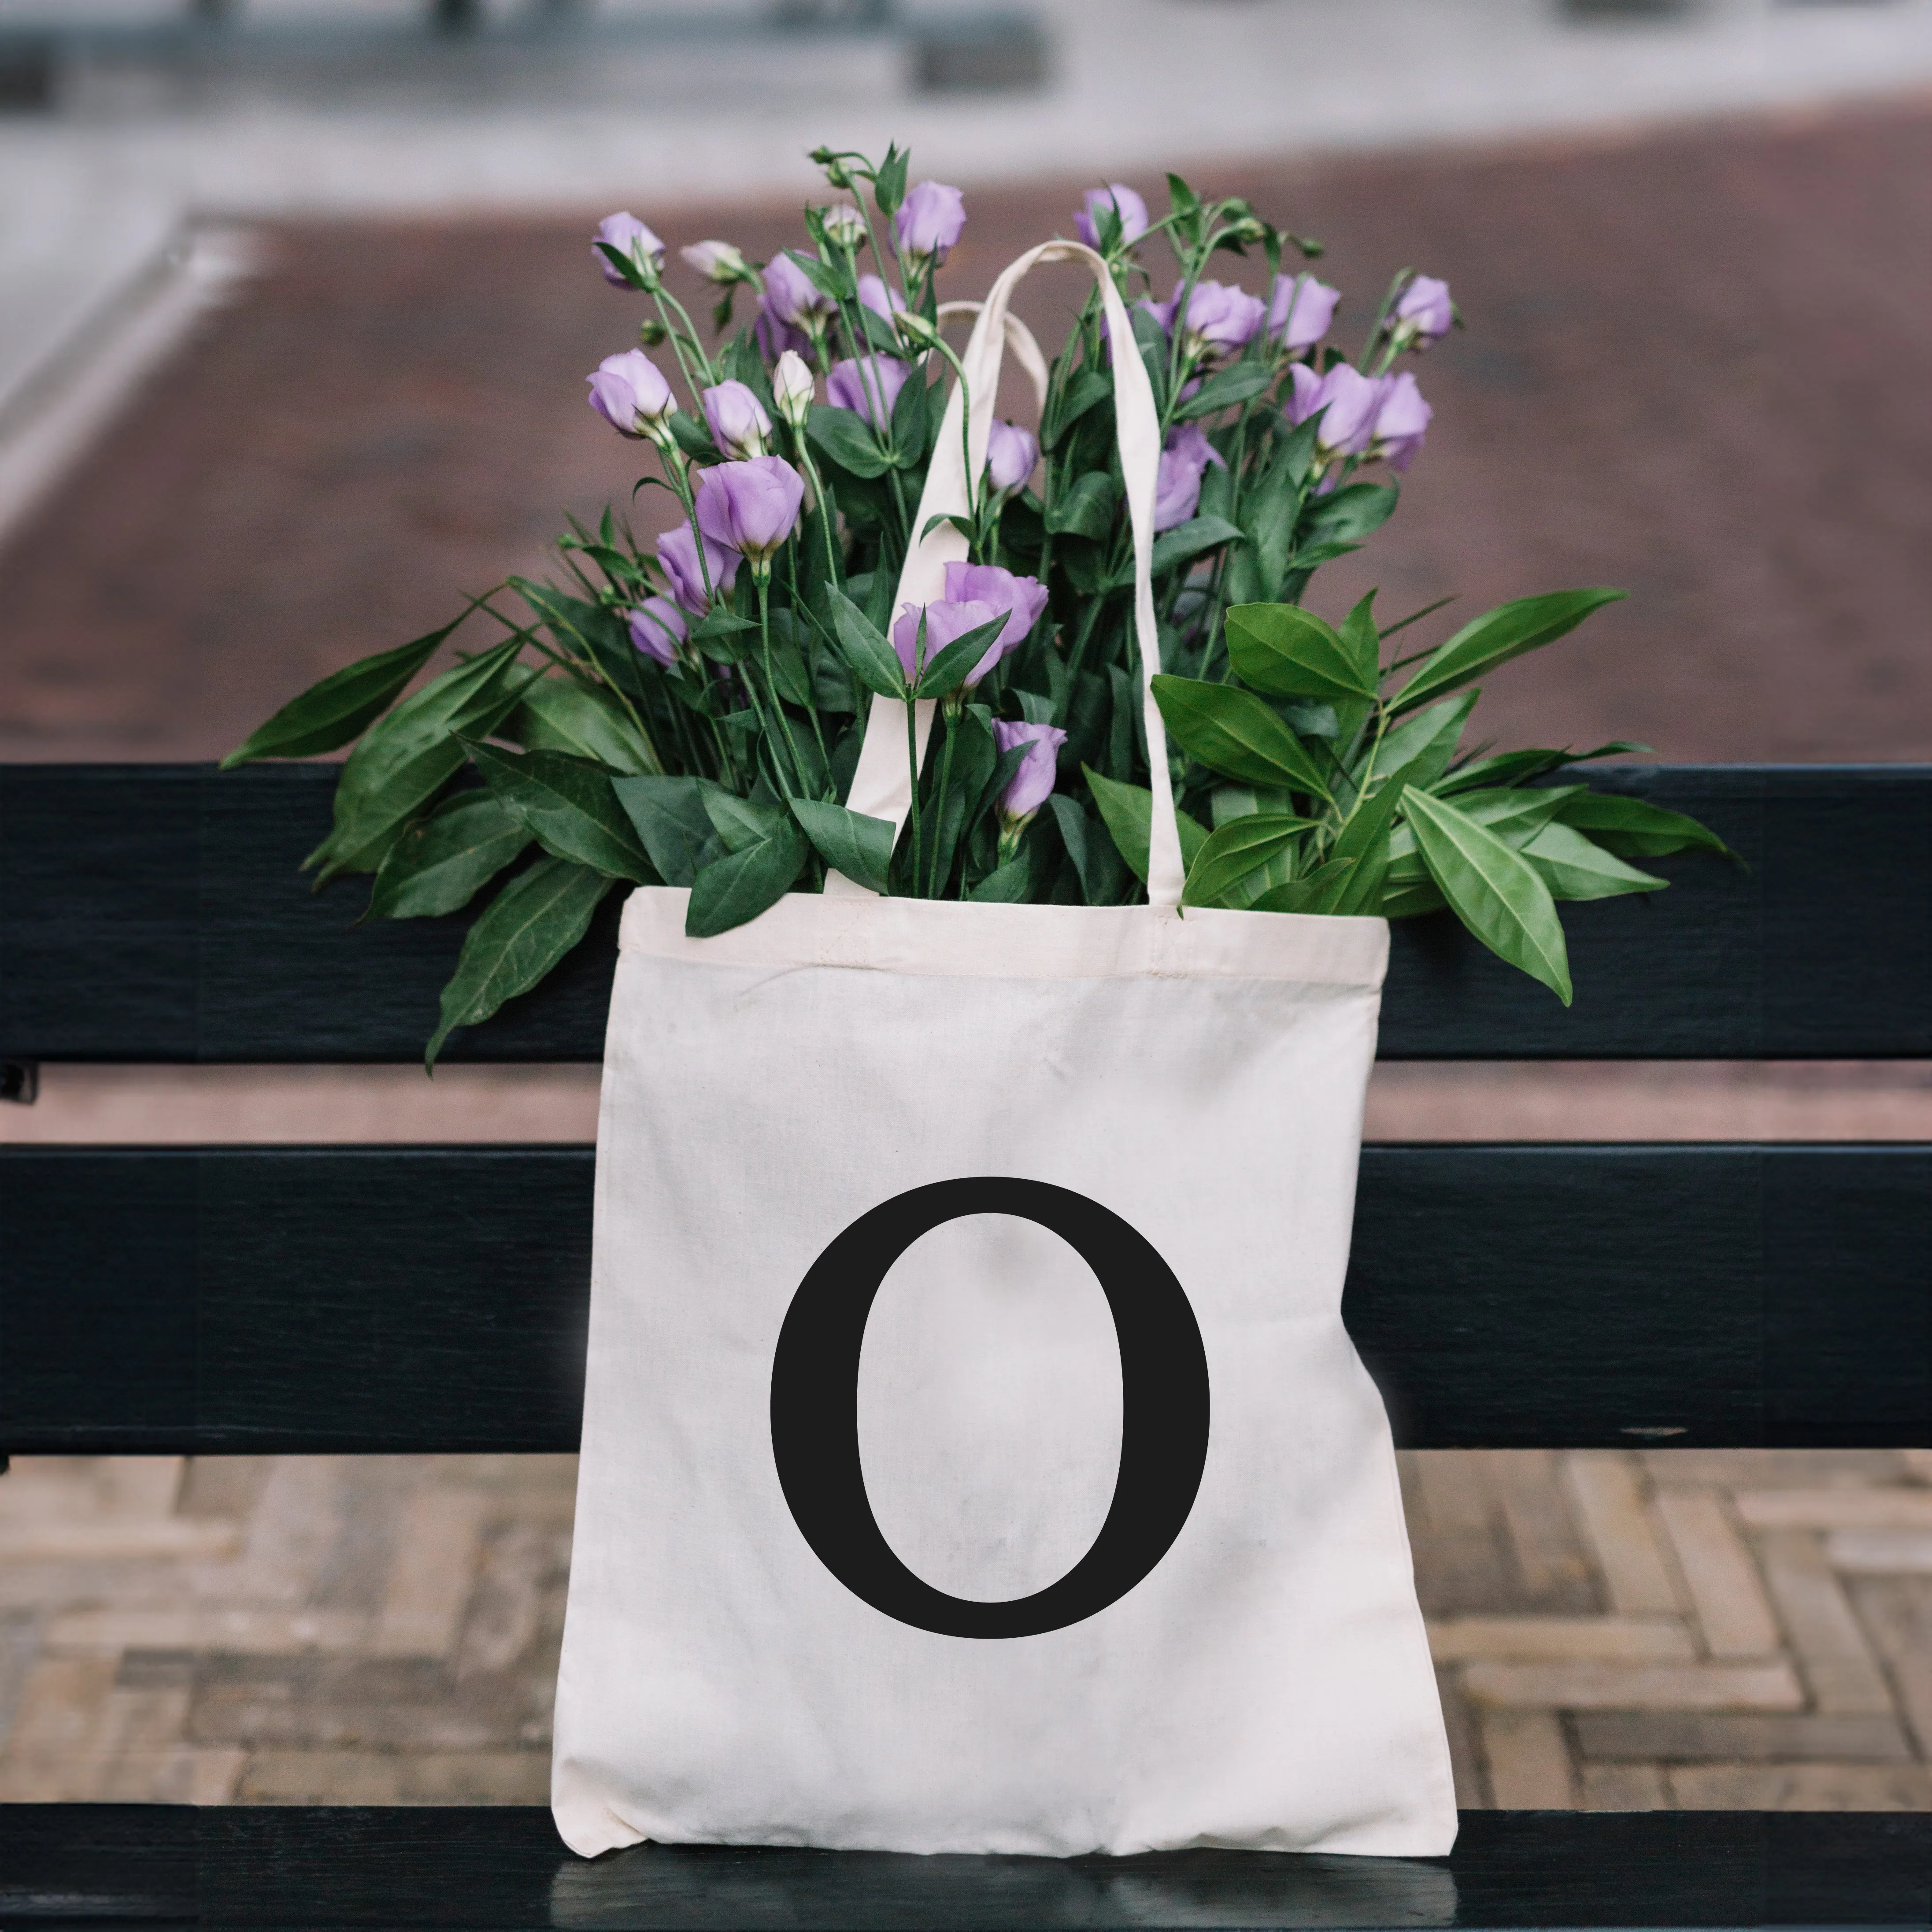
[1,760,1928,1929]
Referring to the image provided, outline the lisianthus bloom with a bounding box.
[1143,278,1266,366]
[1286,363,1388,460]
[1371,371,1432,473]
[594,213,664,287]
[627,596,687,667]
[857,272,906,319]
[892,597,1002,688]
[657,522,739,615]
[680,239,751,284]
[1073,183,1149,251]
[755,297,811,363]
[984,420,1039,497]
[771,350,814,432]
[1267,274,1341,353]
[1153,422,1226,533]
[587,350,675,440]
[818,204,866,250]
[762,252,838,329]
[1389,274,1454,351]
[702,380,771,460]
[695,456,806,573]
[993,720,1067,825]
[894,181,966,265]
[942,561,1047,675]
[826,354,910,429]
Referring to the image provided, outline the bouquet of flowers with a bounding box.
[227,144,1726,1066]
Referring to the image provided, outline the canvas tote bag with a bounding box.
[551,241,1457,1862]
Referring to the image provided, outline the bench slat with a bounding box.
[3,1144,1923,1455]
[1,1803,1925,1928]
[3,764,1928,1062]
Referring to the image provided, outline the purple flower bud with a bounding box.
[681,239,750,284]
[1266,275,1341,352]
[754,297,811,363]
[894,181,966,265]
[701,380,772,461]
[1391,275,1454,350]
[1073,183,1149,251]
[594,213,664,287]
[892,597,1001,687]
[984,420,1039,497]
[1153,422,1226,534]
[762,252,838,328]
[993,720,1067,823]
[857,272,906,319]
[695,456,806,570]
[1372,371,1432,473]
[825,354,910,429]
[627,596,687,667]
[941,561,1048,675]
[1144,279,1266,366]
[1285,363,1389,459]
[657,522,739,615]
[587,349,676,439]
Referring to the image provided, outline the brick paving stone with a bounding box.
[1461,1660,1806,1713]
[1666,1762,1932,1810]
[1479,1709,1577,1810]
[1831,1531,1932,1572]
[1738,1489,1932,1531]
[1653,1490,1782,1659]
[1428,1616,1694,1663]
[1845,1576,1932,1759]
[1579,1761,1669,1810]
[1756,1532,1895,1715]
[1561,1455,1681,1618]
[1572,1711,1914,1764]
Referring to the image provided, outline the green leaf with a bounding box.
[1298,481,1398,548]
[425,857,614,1070]
[1225,603,1377,703]
[1182,814,1316,909]
[889,366,931,469]
[784,247,853,303]
[1173,363,1274,421]
[807,404,892,480]
[511,676,656,774]
[685,816,809,937]
[1395,588,1627,715]
[1523,822,1669,902]
[366,790,532,922]
[610,774,722,887]
[827,588,907,698]
[1043,367,1110,449]
[1045,471,1119,540]
[1404,788,1572,1003]
[968,855,1032,902]
[667,412,719,463]
[223,613,464,767]
[1150,675,1333,799]
[1377,877,1446,920]
[307,637,531,881]
[1447,784,1583,847]
[790,798,894,894]
[700,784,787,854]
[872,144,908,215]
[914,615,1008,698]
[1251,855,1359,915]
[1049,795,1131,906]
[1151,515,1244,578]
[1083,768,1209,884]
[1371,692,1480,791]
[1554,792,1735,860]
[464,741,654,882]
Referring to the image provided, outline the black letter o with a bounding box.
[769,1178,1210,1639]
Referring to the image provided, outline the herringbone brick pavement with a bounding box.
[4,1447,1931,1809]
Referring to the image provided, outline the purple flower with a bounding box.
[1390,274,1454,351]
[754,297,811,363]
[587,350,675,439]
[1266,274,1342,352]
[1143,279,1266,366]
[701,380,771,460]
[627,596,687,667]
[894,181,966,264]
[857,273,906,319]
[1372,371,1432,473]
[1286,363,1389,458]
[942,561,1048,676]
[825,354,910,429]
[1074,183,1150,251]
[593,213,664,287]
[891,597,1001,688]
[657,522,739,615]
[1153,422,1226,534]
[984,420,1039,496]
[695,456,805,570]
[762,252,837,329]
[993,720,1066,823]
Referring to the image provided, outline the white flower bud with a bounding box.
[772,350,815,432]
[819,204,866,251]
[680,240,751,285]
[892,308,942,353]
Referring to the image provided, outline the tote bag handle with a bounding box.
[830,240,1184,910]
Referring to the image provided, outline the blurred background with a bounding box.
[1,0,1929,1815]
